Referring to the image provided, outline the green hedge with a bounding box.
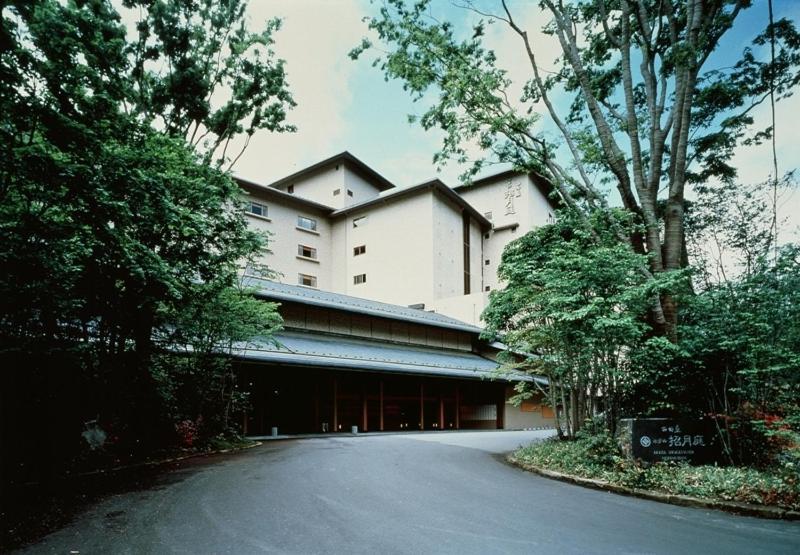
[514,435,800,510]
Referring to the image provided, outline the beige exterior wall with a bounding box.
[273,165,343,208]
[272,164,383,210]
[428,291,490,327]
[458,174,555,292]
[331,192,435,305]
[503,387,555,429]
[244,192,332,290]
[241,163,556,328]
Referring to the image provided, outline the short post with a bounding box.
[271,426,278,437]
[351,425,358,434]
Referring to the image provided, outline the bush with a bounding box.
[514,433,800,510]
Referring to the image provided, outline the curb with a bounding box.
[72,440,264,478]
[507,455,800,521]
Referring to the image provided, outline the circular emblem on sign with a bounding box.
[639,435,652,448]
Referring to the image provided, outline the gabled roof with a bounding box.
[267,151,396,192]
[242,276,483,334]
[453,169,562,210]
[236,176,335,213]
[329,179,492,230]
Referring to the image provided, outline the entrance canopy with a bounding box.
[234,330,539,382]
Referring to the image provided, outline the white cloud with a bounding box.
[231,0,368,184]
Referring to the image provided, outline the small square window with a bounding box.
[246,201,268,218]
[353,216,368,228]
[298,273,317,287]
[297,216,317,232]
[333,189,341,196]
[287,185,294,194]
[353,274,367,285]
[347,189,354,197]
[485,259,490,265]
[298,244,317,259]
[353,245,366,256]
[484,233,490,239]
[485,285,491,292]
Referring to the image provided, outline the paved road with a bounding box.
[21,431,800,554]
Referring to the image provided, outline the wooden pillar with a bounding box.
[362,385,368,433]
[420,383,424,430]
[314,380,320,432]
[379,380,384,431]
[455,384,461,430]
[438,396,444,430]
[333,376,338,432]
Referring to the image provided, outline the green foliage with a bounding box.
[122,0,295,165]
[0,0,289,478]
[483,209,685,436]
[514,436,800,510]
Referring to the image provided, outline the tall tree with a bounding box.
[0,0,292,468]
[352,0,800,339]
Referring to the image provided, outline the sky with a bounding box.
[231,0,800,239]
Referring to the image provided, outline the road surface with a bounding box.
[20,431,800,554]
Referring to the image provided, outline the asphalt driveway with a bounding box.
[19,431,800,554]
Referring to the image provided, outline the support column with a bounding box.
[314,380,320,432]
[455,384,461,430]
[379,380,384,431]
[438,396,444,430]
[420,383,424,430]
[362,386,368,433]
[333,376,338,432]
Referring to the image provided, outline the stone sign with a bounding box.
[618,418,721,465]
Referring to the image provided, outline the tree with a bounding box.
[352,0,800,339]
[483,210,680,437]
[0,0,291,473]
[122,0,296,167]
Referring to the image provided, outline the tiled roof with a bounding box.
[242,276,483,334]
[234,330,536,382]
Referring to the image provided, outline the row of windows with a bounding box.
[247,203,370,234]
[297,273,367,288]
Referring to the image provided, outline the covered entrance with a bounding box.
[239,365,505,435]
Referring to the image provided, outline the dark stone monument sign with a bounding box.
[618,418,720,464]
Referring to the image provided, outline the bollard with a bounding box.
[351,425,358,434]
[271,426,278,437]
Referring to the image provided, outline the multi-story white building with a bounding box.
[237,152,558,326]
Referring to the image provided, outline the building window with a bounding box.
[287,185,294,194]
[484,211,492,220]
[353,273,367,285]
[484,233,490,239]
[246,201,268,218]
[485,285,491,292]
[298,244,317,259]
[298,273,317,287]
[297,215,317,232]
[347,189,354,197]
[485,259,490,265]
[353,216,368,228]
[333,188,341,196]
[353,245,366,256]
